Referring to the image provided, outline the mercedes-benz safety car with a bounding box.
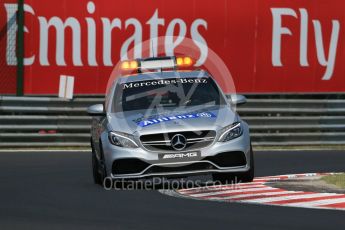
[88,56,254,185]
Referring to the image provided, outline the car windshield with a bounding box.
[112,77,226,112]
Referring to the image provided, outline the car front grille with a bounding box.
[140,130,216,152]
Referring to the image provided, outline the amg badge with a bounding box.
[159,151,200,160]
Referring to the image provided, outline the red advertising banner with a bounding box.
[0,0,17,94]
[0,0,344,94]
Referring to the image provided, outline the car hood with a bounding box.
[107,105,238,136]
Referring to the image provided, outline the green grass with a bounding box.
[322,174,345,189]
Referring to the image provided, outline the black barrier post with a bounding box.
[16,0,24,96]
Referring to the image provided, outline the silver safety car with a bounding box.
[88,56,254,185]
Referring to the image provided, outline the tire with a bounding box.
[213,144,254,184]
[91,139,103,185]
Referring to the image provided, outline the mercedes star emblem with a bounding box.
[171,134,187,151]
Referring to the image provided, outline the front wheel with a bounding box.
[91,139,103,185]
[212,145,254,184]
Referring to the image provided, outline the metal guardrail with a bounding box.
[0,95,345,147]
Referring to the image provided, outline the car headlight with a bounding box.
[108,131,139,148]
[218,122,243,142]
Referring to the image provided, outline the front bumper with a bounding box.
[101,123,252,179]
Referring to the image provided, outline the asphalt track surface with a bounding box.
[0,150,344,230]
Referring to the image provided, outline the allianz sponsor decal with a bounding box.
[137,112,216,127]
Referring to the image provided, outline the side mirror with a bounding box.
[87,104,105,116]
[229,94,247,106]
